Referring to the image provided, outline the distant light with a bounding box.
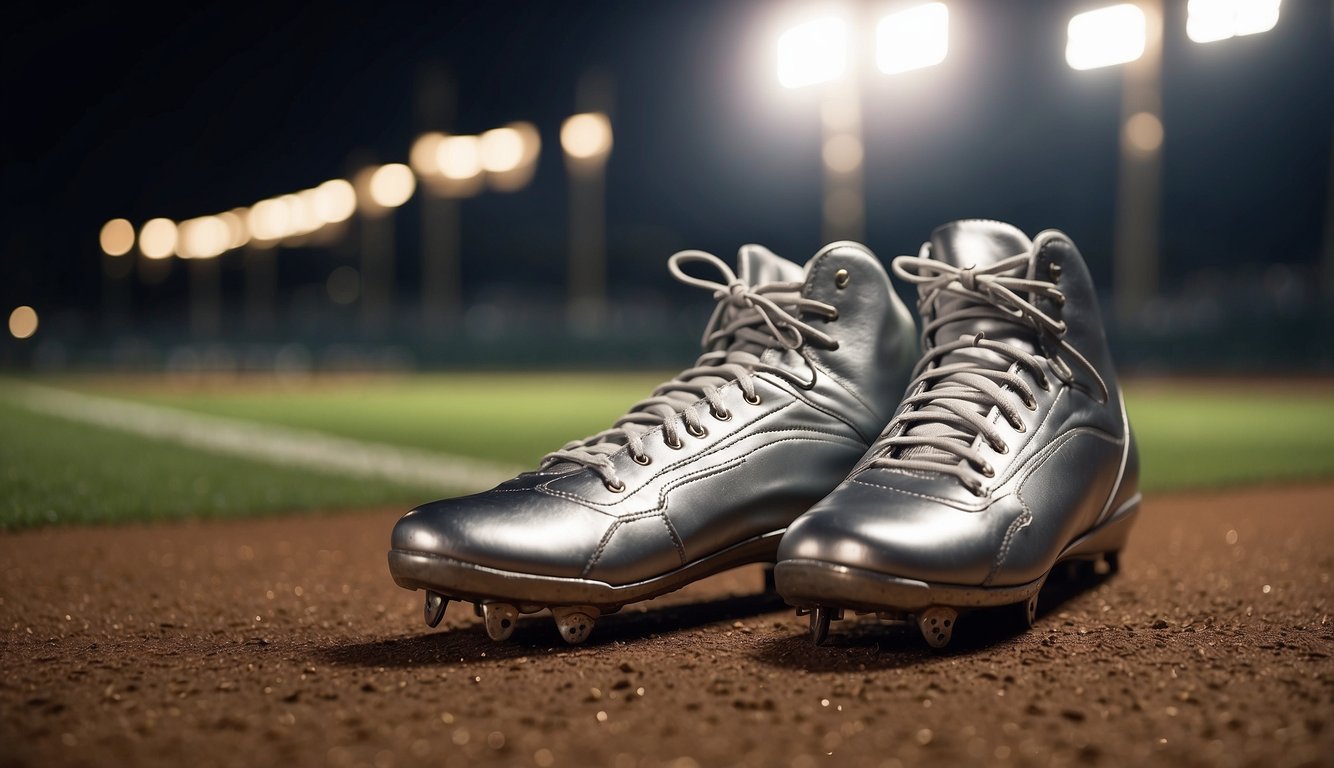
[220,208,251,249]
[139,218,178,259]
[560,113,613,161]
[876,3,949,75]
[99,218,135,257]
[1187,0,1281,43]
[368,164,416,209]
[1066,4,1146,70]
[248,199,290,242]
[1124,111,1164,153]
[313,179,357,223]
[326,266,360,305]
[487,122,542,193]
[8,306,38,339]
[437,135,483,180]
[178,216,230,259]
[776,16,848,89]
[410,132,446,177]
[288,191,323,236]
[822,134,864,173]
[480,127,525,174]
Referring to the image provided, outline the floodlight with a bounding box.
[876,3,949,75]
[1066,4,1146,70]
[1187,0,1281,44]
[99,218,135,257]
[139,218,178,259]
[777,16,848,88]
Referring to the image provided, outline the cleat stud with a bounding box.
[482,602,519,641]
[1102,551,1120,575]
[551,605,599,645]
[809,606,833,646]
[916,606,958,649]
[423,591,448,628]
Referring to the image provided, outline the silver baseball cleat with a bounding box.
[776,220,1141,648]
[390,242,916,644]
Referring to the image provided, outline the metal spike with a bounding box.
[423,591,448,628]
[809,606,833,645]
[482,602,519,641]
[551,605,598,645]
[916,606,958,649]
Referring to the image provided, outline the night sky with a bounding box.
[3,0,1332,331]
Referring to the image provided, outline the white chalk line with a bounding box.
[1,382,524,493]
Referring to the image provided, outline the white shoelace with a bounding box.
[865,247,1107,495]
[540,250,839,490]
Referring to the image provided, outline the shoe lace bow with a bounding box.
[863,246,1108,494]
[540,250,838,489]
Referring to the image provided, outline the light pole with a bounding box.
[1066,0,1286,321]
[562,109,613,329]
[776,4,949,243]
[354,163,416,335]
[98,218,134,330]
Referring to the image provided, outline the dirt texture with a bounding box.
[2,484,1332,768]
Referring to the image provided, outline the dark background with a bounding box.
[2,0,1331,368]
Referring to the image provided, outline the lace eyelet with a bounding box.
[992,441,1010,455]
[665,435,683,450]
[828,308,840,322]
[604,480,626,493]
[1047,262,1062,281]
[632,453,652,466]
[744,392,762,406]
[980,463,995,478]
[711,408,732,422]
[834,269,850,289]
[1052,291,1066,307]
[687,423,708,438]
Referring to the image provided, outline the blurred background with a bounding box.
[2,0,1331,373]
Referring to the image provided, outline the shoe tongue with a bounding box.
[737,243,805,287]
[929,219,1032,270]
[899,221,1037,465]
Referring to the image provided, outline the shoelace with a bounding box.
[540,250,839,490]
[864,246,1108,495]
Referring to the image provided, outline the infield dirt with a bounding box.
[2,484,1331,768]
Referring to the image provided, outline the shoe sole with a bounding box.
[775,495,1141,647]
[388,529,785,643]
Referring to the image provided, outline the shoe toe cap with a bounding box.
[391,490,612,579]
[779,485,1025,586]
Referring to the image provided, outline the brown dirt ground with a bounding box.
[2,484,1331,768]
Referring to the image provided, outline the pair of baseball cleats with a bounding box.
[388,219,1140,648]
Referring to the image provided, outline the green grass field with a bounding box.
[1,374,1332,530]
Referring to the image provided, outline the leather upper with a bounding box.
[392,242,917,585]
[778,221,1140,588]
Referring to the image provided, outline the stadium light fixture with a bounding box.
[776,16,848,89]
[436,135,483,180]
[99,218,135,257]
[313,179,357,224]
[480,126,525,174]
[1066,4,1147,70]
[248,198,290,243]
[876,3,949,75]
[177,216,230,259]
[139,218,178,259]
[220,209,251,250]
[8,305,38,340]
[368,163,416,209]
[1187,0,1281,43]
[410,132,447,177]
[561,112,613,162]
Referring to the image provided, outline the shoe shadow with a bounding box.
[315,592,791,669]
[751,568,1118,672]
